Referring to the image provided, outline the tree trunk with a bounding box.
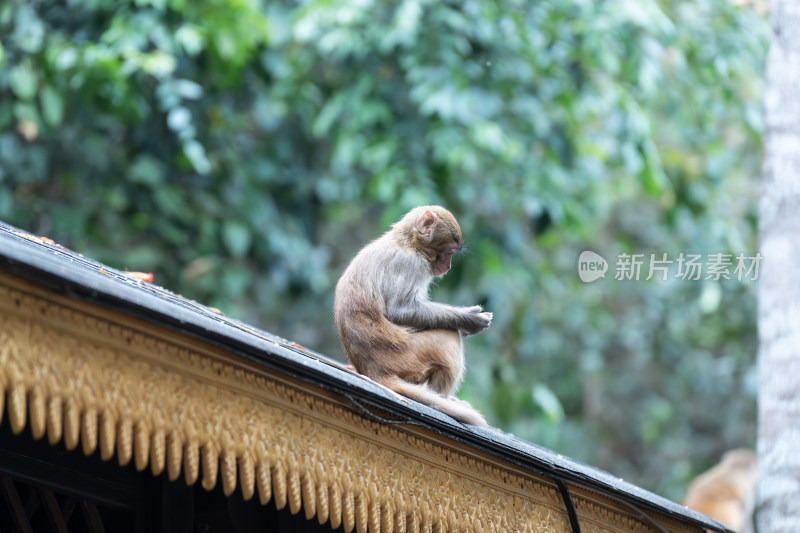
[758,1,800,531]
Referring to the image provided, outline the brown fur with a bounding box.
[682,448,758,532]
[334,206,491,426]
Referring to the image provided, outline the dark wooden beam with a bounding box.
[38,488,69,533]
[81,500,107,533]
[1,476,34,533]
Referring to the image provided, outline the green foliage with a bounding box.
[0,0,766,500]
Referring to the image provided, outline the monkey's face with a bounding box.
[431,244,460,277]
[411,207,463,277]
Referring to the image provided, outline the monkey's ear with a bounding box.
[416,210,437,240]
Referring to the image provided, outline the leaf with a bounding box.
[222,221,251,258]
[381,0,422,51]
[641,140,670,196]
[40,85,64,126]
[167,106,192,131]
[312,93,346,137]
[140,51,176,78]
[221,264,251,297]
[55,48,78,70]
[183,140,211,175]
[532,384,564,423]
[128,155,166,186]
[174,79,204,100]
[12,5,45,53]
[470,121,505,153]
[176,25,206,56]
[9,64,37,100]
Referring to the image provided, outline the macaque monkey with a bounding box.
[334,206,492,426]
[682,448,757,533]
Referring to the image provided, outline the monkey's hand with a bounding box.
[459,307,492,337]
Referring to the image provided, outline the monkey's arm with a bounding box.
[386,300,491,336]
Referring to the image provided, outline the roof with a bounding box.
[0,221,731,533]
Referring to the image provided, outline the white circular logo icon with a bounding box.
[578,251,608,283]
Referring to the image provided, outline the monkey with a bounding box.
[334,206,492,426]
[682,448,758,533]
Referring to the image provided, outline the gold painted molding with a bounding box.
[0,271,699,533]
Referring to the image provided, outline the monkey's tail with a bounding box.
[382,376,488,427]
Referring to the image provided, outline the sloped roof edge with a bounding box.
[0,222,730,533]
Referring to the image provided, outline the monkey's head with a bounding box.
[720,448,758,496]
[721,448,757,469]
[396,206,463,278]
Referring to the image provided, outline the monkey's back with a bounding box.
[682,449,756,531]
[334,238,406,373]
[333,235,451,379]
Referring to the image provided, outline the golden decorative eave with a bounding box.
[0,225,726,533]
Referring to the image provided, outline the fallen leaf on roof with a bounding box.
[126,271,154,283]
